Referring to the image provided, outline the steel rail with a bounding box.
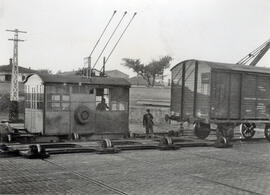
[43,159,128,195]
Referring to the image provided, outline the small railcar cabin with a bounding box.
[170,59,270,140]
[24,74,130,139]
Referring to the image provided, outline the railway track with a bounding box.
[43,159,129,195]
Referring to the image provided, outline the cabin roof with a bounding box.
[171,59,270,75]
[25,73,130,86]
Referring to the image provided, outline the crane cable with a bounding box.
[92,11,128,70]
[105,12,137,65]
[88,10,117,58]
[237,39,270,65]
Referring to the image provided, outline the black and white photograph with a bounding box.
[0,0,270,194]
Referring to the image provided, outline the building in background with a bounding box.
[0,59,35,83]
[60,69,129,79]
[105,70,129,79]
[0,59,36,95]
[0,59,37,117]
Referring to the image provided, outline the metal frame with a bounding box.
[180,62,186,120]
[193,61,198,118]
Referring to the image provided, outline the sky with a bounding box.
[0,0,269,78]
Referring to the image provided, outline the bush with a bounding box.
[0,94,10,112]
[0,93,25,113]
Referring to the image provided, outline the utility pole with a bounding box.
[6,28,27,121]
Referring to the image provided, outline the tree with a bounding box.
[75,68,85,76]
[122,56,172,87]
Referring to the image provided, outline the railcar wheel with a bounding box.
[216,124,234,141]
[264,126,270,141]
[101,138,113,148]
[241,123,256,139]
[193,122,210,139]
[160,136,173,145]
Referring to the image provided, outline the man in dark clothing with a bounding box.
[96,98,109,111]
[143,109,154,137]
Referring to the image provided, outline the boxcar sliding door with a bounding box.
[210,71,241,119]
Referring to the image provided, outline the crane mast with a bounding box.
[237,39,270,66]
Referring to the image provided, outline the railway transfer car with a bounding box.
[24,74,130,139]
[170,59,270,141]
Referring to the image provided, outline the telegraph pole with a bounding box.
[6,28,27,121]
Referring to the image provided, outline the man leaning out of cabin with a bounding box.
[96,97,109,111]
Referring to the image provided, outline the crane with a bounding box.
[237,39,270,66]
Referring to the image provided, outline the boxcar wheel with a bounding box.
[216,124,234,141]
[241,123,256,140]
[193,122,210,139]
[264,125,270,141]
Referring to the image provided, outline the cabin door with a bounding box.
[26,109,43,134]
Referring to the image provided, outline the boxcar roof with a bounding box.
[171,59,270,75]
[25,73,130,86]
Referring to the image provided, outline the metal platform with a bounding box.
[1,135,215,157]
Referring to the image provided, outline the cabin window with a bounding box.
[47,85,69,94]
[52,94,60,101]
[46,85,70,111]
[110,88,128,111]
[37,93,44,109]
[110,101,127,111]
[47,94,70,111]
[32,88,38,109]
[25,94,30,108]
[96,88,110,111]
[62,95,70,111]
[72,85,94,94]
[25,86,30,108]
[25,85,44,109]
[47,94,61,111]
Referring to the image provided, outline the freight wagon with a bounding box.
[170,59,270,141]
[24,73,130,139]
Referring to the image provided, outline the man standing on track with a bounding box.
[143,109,154,138]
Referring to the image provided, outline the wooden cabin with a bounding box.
[24,74,130,139]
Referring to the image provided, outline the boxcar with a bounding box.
[170,59,270,141]
[24,73,130,139]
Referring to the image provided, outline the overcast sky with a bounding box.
[0,0,269,77]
